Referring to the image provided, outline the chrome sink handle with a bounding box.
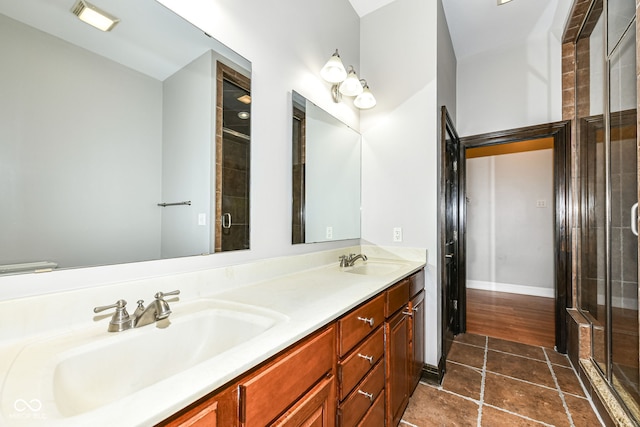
[93,299,132,332]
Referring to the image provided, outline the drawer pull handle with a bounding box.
[358,390,374,402]
[357,316,374,327]
[402,310,413,317]
[357,353,374,364]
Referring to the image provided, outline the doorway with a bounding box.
[465,138,555,348]
[441,116,571,359]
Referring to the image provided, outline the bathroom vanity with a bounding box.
[0,246,426,426]
[160,269,426,427]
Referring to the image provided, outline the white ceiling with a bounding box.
[348,0,573,59]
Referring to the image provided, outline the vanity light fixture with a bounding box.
[320,49,376,109]
[71,0,120,32]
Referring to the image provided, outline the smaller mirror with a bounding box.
[291,91,361,244]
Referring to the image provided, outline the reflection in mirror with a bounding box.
[0,0,251,274]
[216,64,251,252]
[291,91,361,244]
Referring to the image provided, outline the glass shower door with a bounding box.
[608,20,639,411]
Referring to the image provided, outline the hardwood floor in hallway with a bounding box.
[466,288,555,348]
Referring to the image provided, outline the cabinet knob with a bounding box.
[357,316,375,327]
[357,390,374,403]
[357,353,374,365]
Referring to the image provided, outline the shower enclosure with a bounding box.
[577,0,639,419]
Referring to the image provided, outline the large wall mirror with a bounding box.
[0,0,251,274]
[291,91,361,244]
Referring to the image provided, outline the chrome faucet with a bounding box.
[339,253,368,267]
[94,290,180,332]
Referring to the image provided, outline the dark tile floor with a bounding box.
[400,333,604,426]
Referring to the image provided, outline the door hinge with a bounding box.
[453,300,458,310]
[453,160,457,172]
[453,230,458,241]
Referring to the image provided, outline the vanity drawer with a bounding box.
[338,327,384,401]
[337,361,384,427]
[338,294,385,357]
[240,325,335,426]
[409,269,425,298]
[385,278,410,318]
[357,390,385,427]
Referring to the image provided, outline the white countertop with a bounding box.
[0,246,426,426]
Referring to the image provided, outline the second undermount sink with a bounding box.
[343,260,405,276]
[2,299,287,420]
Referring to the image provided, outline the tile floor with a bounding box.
[400,333,604,426]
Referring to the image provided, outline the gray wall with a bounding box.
[161,51,214,258]
[466,149,554,296]
[0,14,163,268]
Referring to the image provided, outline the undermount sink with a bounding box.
[343,261,405,276]
[1,299,287,421]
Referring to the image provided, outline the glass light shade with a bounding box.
[354,85,376,109]
[339,68,363,97]
[320,51,347,84]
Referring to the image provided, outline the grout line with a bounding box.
[543,347,575,426]
[420,380,481,404]
[477,335,488,427]
[450,358,588,397]
[482,403,555,427]
[454,339,572,368]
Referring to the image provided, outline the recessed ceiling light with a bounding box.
[498,0,514,4]
[237,95,251,105]
[237,111,250,120]
[71,0,120,32]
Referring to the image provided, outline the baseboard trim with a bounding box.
[467,280,554,298]
[420,355,446,385]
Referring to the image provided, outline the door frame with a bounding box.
[439,107,465,376]
[457,120,572,353]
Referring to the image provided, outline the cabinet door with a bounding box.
[410,290,425,391]
[159,385,238,427]
[240,326,336,426]
[272,375,336,427]
[385,309,410,427]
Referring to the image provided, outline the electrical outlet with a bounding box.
[326,226,333,239]
[198,213,206,225]
[393,227,402,242]
[536,200,547,208]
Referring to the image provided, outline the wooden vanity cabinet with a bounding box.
[409,290,425,390]
[384,273,426,427]
[336,294,385,426]
[240,325,336,426]
[159,385,238,427]
[385,305,410,427]
[161,268,425,427]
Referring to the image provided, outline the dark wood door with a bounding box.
[441,107,463,362]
